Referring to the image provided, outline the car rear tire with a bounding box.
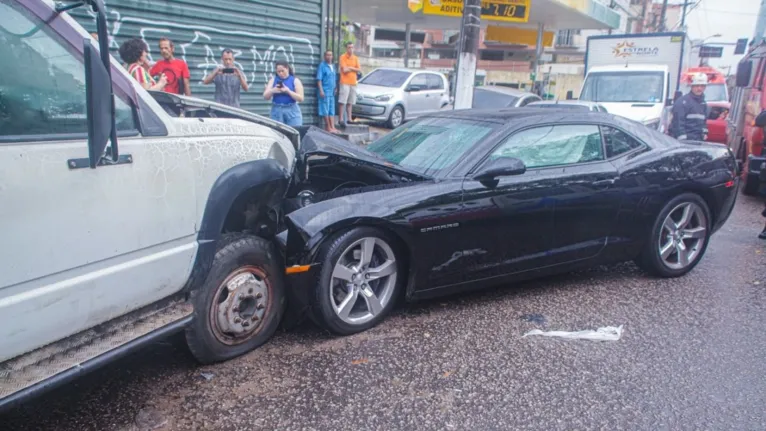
[634,193,712,278]
[185,234,285,364]
[387,106,404,129]
[311,227,404,335]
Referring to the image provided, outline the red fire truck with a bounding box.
[727,45,766,195]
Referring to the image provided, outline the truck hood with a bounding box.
[148,91,300,149]
[597,102,663,123]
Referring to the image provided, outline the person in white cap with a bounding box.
[669,72,708,141]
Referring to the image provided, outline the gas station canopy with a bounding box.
[344,0,621,31]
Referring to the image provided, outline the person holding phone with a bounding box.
[203,49,249,108]
[263,61,304,127]
[118,38,167,91]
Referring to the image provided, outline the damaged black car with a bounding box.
[278,108,739,336]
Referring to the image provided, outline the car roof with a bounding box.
[588,64,668,73]
[425,107,614,124]
[474,85,537,97]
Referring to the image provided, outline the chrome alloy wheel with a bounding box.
[210,266,270,345]
[330,237,398,326]
[658,202,708,270]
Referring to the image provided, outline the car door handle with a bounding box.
[592,178,617,187]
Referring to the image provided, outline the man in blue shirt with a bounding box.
[317,50,338,133]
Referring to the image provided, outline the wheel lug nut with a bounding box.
[243,321,250,327]
[252,316,259,321]
[255,292,263,299]
[257,303,265,310]
[365,274,370,279]
[234,318,242,324]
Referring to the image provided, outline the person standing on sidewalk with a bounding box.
[317,50,339,133]
[203,49,249,108]
[263,61,304,127]
[150,37,191,96]
[669,72,708,141]
[338,42,361,127]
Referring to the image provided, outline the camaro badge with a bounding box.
[420,223,460,233]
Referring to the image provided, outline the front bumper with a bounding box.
[352,102,391,121]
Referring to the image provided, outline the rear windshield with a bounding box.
[473,88,518,109]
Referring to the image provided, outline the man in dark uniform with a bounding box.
[669,72,708,141]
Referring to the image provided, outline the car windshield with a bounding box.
[679,83,728,102]
[473,88,519,108]
[529,103,591,110]
[366,117,497,176]
[360,69,412,88]
[580,71,665,103]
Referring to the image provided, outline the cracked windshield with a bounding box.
[2,0,765,430]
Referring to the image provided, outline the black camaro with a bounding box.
[280,108,739,336]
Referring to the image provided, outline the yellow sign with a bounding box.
[486,25,554,47]
[408,0,424,13]
[421,0,530,23]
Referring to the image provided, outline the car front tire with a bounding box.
[185,234,285,364]
[635,193,712,278]
[387,106,404,129]
[311,227,404,335]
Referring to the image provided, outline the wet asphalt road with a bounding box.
[2,195,766,431]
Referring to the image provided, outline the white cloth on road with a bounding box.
[523,325,623,341]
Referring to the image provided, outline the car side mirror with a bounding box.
[406,85,422,92]
[473,157,526,185]
[736,60,752,88]
[83,41,115,168]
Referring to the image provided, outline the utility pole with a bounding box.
[454,0,481,110]
[659,0,669,32]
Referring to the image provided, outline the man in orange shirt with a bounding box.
[338,42,361,127]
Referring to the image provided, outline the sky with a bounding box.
[682,0,761,71]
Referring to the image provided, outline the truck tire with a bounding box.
[185,234,285,364]
[742,172,759,196]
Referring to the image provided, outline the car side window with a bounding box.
[0,2,136,139]
[490,125,604,169]
[409,74,428,89]
[426,74,444,90]
[601,126,643,158]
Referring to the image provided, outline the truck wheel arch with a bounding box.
[185,159,290,293]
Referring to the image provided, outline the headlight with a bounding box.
[374,94,393,102]
[643,119,660,130]
[297,190,314,207]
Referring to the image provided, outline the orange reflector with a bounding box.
[725,180,735,188]
[285,265,311,275]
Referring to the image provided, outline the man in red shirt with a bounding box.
[149,37,191,96]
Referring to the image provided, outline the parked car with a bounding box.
[443,85,542,110]
[352,68,450,129]
[281,108,739,336]
[528,100,609,112]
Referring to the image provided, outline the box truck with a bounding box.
[578,32,698,129]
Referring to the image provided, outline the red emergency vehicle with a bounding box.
[727,45,766,195]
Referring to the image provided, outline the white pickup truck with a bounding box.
[0,0,301,408]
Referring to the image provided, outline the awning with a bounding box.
[344,0,620,31]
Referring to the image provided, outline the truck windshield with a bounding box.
[580,71,665,103]
[679,83,728,102]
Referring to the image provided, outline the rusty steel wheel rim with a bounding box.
[209,266,272,346]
